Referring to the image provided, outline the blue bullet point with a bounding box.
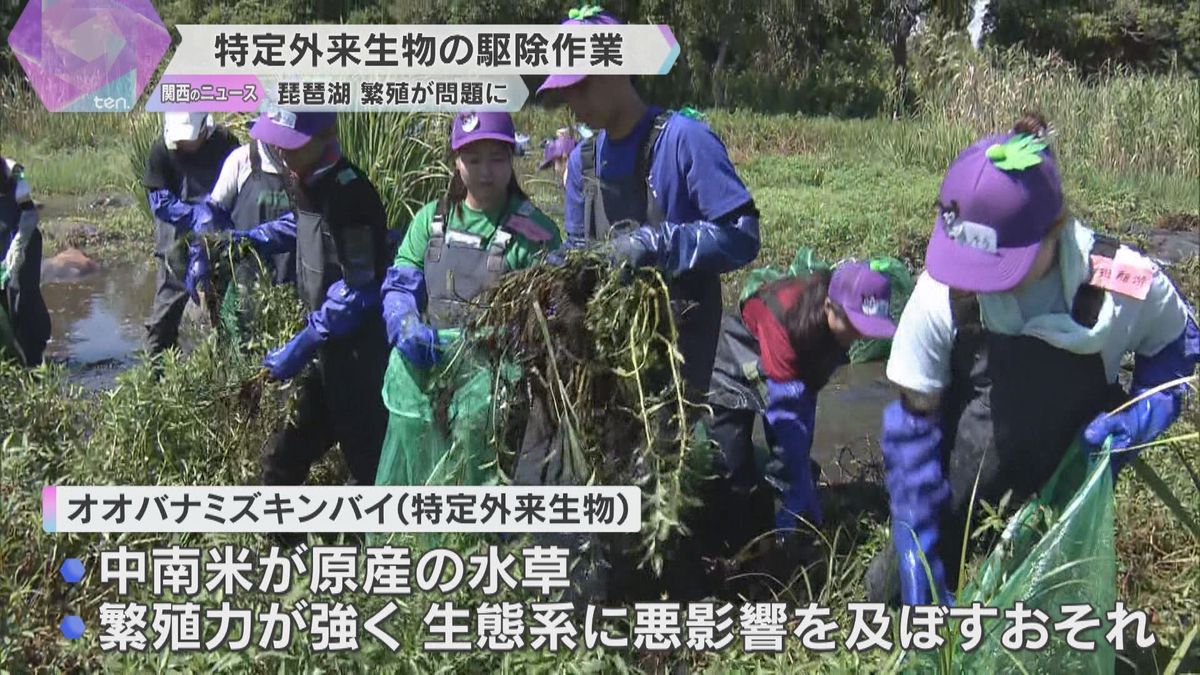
[60,558,85,584]
[61,615,85,639]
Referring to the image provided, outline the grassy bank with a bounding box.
[2,55,1198,672]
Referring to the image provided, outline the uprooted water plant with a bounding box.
[414,251,718,577]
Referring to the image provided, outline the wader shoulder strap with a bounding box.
[426,200,447,264]
[486,201,527,274]
[580,137,596,180]
[249,141,262,174]
[761,289,791,326]
[949,289,983,340]
[639,111,671,226]
[578,111,668,188]
[1072,232,1121,328]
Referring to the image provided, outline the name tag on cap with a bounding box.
[947,219,998,253]
[506,215,552,243]
[270,110,297,129]
[1089,247,1154,300]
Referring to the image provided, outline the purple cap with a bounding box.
[538,135,577,170]
[450,112,516,151]
[829,262,896,339]
[535,9,623,97]
[924,133,1064,293]
[249,110,337,150]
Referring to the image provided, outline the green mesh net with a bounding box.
[375,329,521,488]
[902,437,1118,673]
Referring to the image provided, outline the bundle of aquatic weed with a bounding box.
[448,250,717,575]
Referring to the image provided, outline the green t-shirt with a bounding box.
[394,194,562,272]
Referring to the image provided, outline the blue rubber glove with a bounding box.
[183,242,209,304]
[880,399,953,607]
[1085,315,1199,474]
[621,206,761,279]
[232,212,298,256]
[380,265,441,369]
[381,265,425,345]
[309,278,380,340]
[606,234,654,283]
[262,280,381,381]
[763,379,823,532]
[148,189,195,231]
[396,315,441,369]
[263,325,323,381]
[148,190,230,235]
[191,199,232,234]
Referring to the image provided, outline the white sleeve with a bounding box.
[886,271,956,395]
[210,145,249,211]
[1126,259,1191,359]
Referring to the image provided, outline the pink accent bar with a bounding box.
[42,485,56,533]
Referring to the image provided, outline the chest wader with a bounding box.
[232,142,295,285]
[423,199,524,330]
[867,234,1130,606]
[380,199,525,490]
[514,112,723,606]
[145,166,206,355]
[1,165,50,367]
[222,143,294,345]
[275,204,390,488]
[706,293,833,560]
[700,311,777,558]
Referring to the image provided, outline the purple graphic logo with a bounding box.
[7,0,171,112]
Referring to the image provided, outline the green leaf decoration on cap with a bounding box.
[986,133,1048,171]
[678,106,705,120]
[870,258,888,273]
[569,4,604,19]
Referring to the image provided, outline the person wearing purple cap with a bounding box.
[699,261,899,562]
[523,4,760,604]
[373,111,562,487]
[230,109,393,525]
[869,113,1199,608]
[538,129,577,187]
[535,6,759,399]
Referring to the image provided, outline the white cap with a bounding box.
[163,112,213,145]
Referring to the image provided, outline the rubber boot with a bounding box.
[763,417,823,536]
[879,400,953,606]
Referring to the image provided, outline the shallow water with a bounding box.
[812,360,892,482]
[39,261,197,390]
[744,361,892,485]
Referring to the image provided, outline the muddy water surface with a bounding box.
[812,360,892,483]
[40,263,156,389]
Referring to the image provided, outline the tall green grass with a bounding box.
[911,39,1199,178]
[336,112,452,232]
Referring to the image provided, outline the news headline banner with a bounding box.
[147,24,681,113]
[43,486,640,534]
